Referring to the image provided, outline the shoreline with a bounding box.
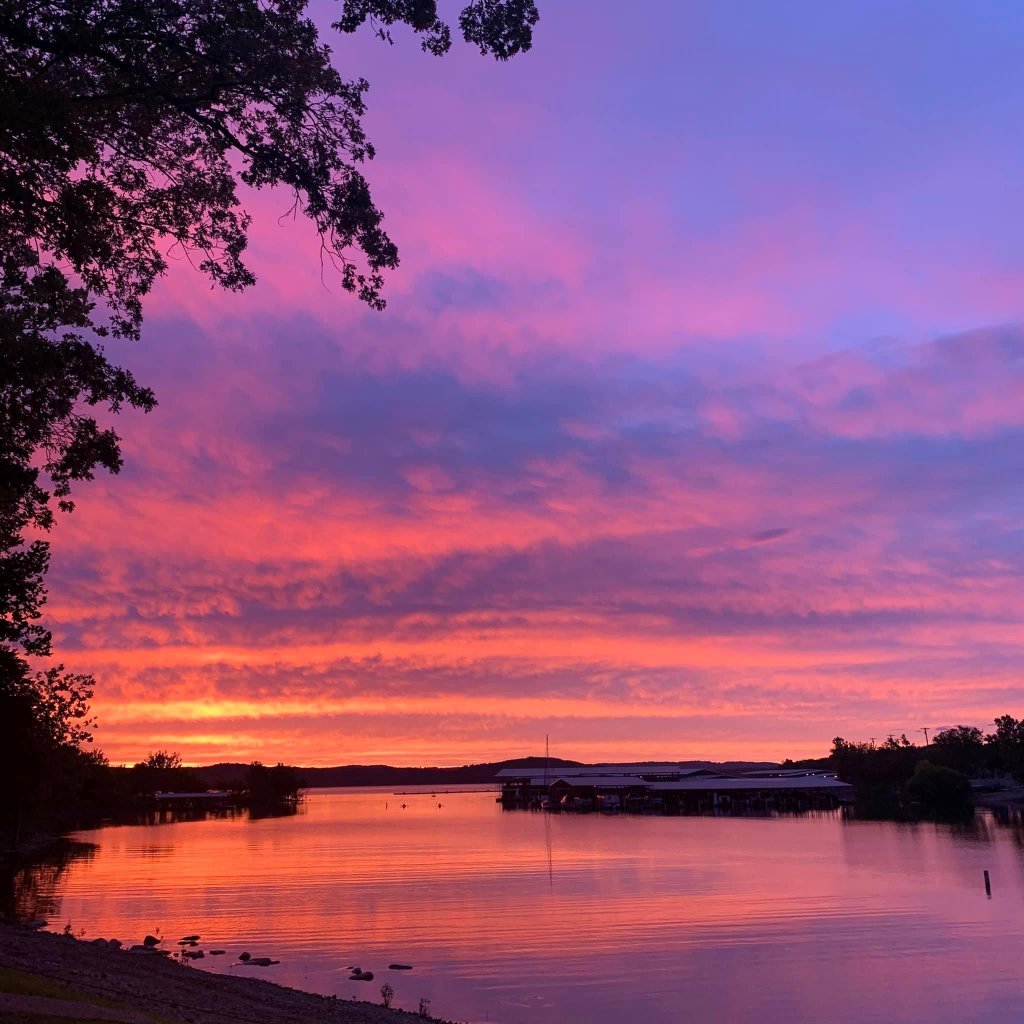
[0,923,454,1024]
[974,786,1024,809]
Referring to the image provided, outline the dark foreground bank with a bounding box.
[0,923,452,1024]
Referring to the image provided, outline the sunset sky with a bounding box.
[43,0,1024,766]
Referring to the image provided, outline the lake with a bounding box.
[21,787,1024,1023]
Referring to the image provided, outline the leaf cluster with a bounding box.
[2,241,155,656]
[335,0,539,60]
[3,0,404,334]
[0,0,401,666]
[1,0,539,667]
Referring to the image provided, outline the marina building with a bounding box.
[496,763,852,815]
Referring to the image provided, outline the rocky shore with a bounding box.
[0,923,448,1024]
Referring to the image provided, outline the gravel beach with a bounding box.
[0,923,447,1024]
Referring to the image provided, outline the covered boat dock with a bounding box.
[496,764,852,815]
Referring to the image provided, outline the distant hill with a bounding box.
[675,761,781,775]
[194,757,778,789]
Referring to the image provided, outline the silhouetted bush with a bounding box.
[241,762,304,808]
[906,761,973,818]
[129,751,206,796]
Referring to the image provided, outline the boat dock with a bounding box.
[496,764,852,815]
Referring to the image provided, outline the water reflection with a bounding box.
[1,802,302,921]
[129,803,300,827]
[18,789,1024,1024]
[1,840,96,923]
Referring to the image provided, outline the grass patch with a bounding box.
[0,967,178,1024]
[0,966,107,1004]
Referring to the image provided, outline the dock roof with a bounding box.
[649,777,852,792]
[542,775,650,788]
[495,764,723,780]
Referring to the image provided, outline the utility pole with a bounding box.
[920,727,930,745]
[869,737,876,748]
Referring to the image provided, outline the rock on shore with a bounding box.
[0,922,450,1024]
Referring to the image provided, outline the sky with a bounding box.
[42,0,1024,766]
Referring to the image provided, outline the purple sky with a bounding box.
[43,1,1024,765]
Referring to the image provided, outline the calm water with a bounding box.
[28,788,1024,1023]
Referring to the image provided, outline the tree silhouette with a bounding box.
[0,647,103,839]
[930,725,985,777]
[0,2,540,709]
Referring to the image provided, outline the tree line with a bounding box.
[0,713,306,848]
[793,717,1024,819]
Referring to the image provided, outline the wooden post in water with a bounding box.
[984,869,991,896]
